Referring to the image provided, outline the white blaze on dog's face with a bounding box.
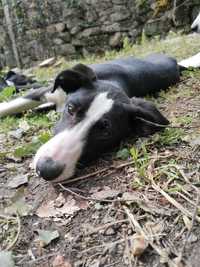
[33,92,114,182]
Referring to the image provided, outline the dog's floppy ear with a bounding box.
[52,64,96,94]
[72,63,97,81]
[123,97,169,135]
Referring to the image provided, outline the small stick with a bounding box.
[180,188,200,256]
[136,117,199,130]
[0,214,16,220]
[56,153,175,185]
[56,161,135,185]
[86,219,129,235]
[123,206,178,267]
[176,192,196,206]
[81,239,125,254]
[25,253,57,265]
[152,183,200,223]
[59,183,124,203]
[6,213,21,251]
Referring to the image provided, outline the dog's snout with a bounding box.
[36,157,65,181]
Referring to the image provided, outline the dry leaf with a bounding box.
[7,174,28,189]
[5,198,31,216]
[36,195,88,218]
[129,233,148,256]
[52,255,72,267]
[37,230,59,247]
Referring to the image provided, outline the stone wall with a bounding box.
[0,0,199,68]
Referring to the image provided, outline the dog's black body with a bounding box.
[33,53,182,182]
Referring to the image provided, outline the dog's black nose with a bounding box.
[36,157,65,181]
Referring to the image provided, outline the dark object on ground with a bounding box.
[0,70,38,91]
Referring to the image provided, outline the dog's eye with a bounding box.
[67,103,76,115]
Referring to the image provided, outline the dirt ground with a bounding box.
[0,40,200,267]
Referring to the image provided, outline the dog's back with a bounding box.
[90,53,180,97]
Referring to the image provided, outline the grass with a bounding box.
[33,32,200,81]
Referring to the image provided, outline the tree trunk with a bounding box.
[2,0,21,68]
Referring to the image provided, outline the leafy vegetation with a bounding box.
[0,86,16,101]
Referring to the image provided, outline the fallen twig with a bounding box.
[180,187,200,256]
[5,213,21,251]
[24,253,57,265]
[152,183,200,223]
[59,183,124,203]
[56,152,173,185]
[123,206,180,267]
[136,117,200,130]
[56,161,136,185]
[85,219,129,235]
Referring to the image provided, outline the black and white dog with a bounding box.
[34,54,178,182]
[0,53,200,182]
[31,51,200,182]
[1,18,200,182]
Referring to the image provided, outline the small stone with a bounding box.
[109,32,122,47]
[55,23,66,32]
[102,23,121,32]
[53,38,64,45]
[46,25,56,34]
[9,129,23,140]
[58,44,76,56]
[59,32,71,42]
[70,26,81,35]
[80,27,101,38]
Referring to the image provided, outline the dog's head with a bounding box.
[34,63,169,182]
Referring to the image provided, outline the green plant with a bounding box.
[130,143,150,179]
[122,37,132,53]
[152,128,183,146]
[0,86,16,101]
[116,148,130,160]
[14,131,52,158]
